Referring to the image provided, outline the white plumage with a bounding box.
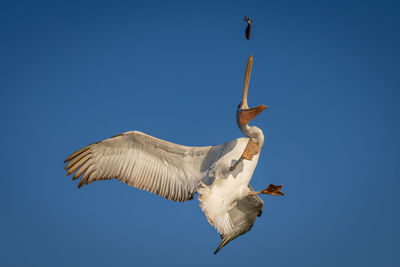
[64,55,284,254]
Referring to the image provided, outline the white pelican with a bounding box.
[64,55,284,254]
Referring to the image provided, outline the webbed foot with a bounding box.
[261,184,284,196]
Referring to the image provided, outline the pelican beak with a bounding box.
[238,55,267,126]
[238,105,267,125]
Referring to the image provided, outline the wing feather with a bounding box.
[64,145,92,163]
[66,155,90,175]
[73,159,92,179]
[64,149,91,170]
[213,191,263,254]
[80,165,95,182]
[64,131,224,202]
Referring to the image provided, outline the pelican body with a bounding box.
[64,55,283,254]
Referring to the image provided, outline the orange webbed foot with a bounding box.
[262,184,284,196]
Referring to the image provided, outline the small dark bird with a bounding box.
[243,16,252,40]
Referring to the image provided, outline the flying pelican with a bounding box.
[64,55,284,254]
[243,16,252,40]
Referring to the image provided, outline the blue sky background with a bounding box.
[1,0,399,266]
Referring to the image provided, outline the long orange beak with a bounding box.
[238,55,267,125]
[240,55,252,109]
[238,105,267,125]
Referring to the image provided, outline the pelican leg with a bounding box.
[230,138,261,171]
[230,156,244,171]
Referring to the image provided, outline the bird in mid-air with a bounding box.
[64,55,284,254]
[243,16,252,40]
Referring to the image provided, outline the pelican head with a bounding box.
[236,55,267,131]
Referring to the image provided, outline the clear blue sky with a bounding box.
[1,0,399,266]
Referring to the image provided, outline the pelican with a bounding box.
[64,55,284,254]
[243,16,252,40]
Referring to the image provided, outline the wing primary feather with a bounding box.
[72,159,93,180]
[101,156,114,178]
[87,170,100,184]
[214,235,235,255]
[64,146,92,163]
[80,165,95,182]
[78,177,86,188]
[64,149,91,170]
[66,155,91,175]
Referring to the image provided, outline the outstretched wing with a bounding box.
[214,187,263,254]
[64,131,224,202]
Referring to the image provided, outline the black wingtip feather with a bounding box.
[213,235,228,255]
[77,179,85,189]
[213,242,225,255]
